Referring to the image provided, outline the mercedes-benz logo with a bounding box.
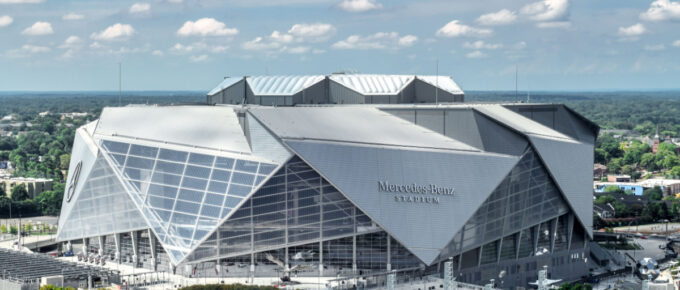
[66,161,82,203]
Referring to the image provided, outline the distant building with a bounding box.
[206,74,465,106]
[607,175,631,182]
[60,112,88,120]
[638,179,680,197]
[594,163,607,179]
[0,177,53,199]
[594,182,644,195]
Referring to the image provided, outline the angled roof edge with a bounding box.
[328,74,415,96]
[246,75,325,96]
[473,105,574,141]
[207,77,244,96]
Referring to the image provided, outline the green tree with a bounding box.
[641,152,658,171]
[10,185,30,201]
[35,183,64,216]
[608,158,623,174]
[612,201,629,217]
[604,185,625,194]
[671,166,680,178]
[59,153,71,169]
[595,195,616,205]
[643,186,664,201]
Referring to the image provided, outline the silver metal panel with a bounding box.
[285,140,519,265]
[95,106,251,154]
[383,109,416,123]
[329,74,414,95]
[249,106,479,152]
[57,128,99,233]
[207,77,243,96]
[528,136,594,237]
[415,110,445,134]
[329,80,366,104]
[474,105,571,140]
[414,79,459,103]
[246,113,292,164]
[416,76,463,95]
[246,75,325,96]
[473,111,528,156]
[443,109,484,150]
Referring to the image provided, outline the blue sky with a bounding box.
[0,0,679,91]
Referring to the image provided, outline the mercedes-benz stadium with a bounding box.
[56,74,597,288]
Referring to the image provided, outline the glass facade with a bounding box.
[57,154,147,241]
[442,147,571,259]
[99,139,277,263]
[184,156,421,274]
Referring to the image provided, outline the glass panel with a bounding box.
[129,144,158,158]
[101,140,129,154]
[518,227,535,258]
[208,181,228,194]
[174,200,201,215]
[480,240,498,265]
[178,188,205,203]
[147,184,178,199]
[231,172,255,185]
[228,184,252,197]
[158,149,188,163]
[211,169,230,182]
[204,193,225,206]
[235,160,259,173]
[188,153,214,167]
[126,156,155,170]
[215,157,234,169]
[155,161,185,175]
[500,234,517,261]
[185,165,211,179]
[182,177,208,190]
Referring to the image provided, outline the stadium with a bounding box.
[56,74,597,288]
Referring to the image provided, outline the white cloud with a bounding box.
[436,20,492,38]
[644,44,666,51]
[242,37,283,50]
[332,32,418,49]
[177,18,238,37]
[21,44,50,53]
[0,0,43,3]
[0,15,12,27]
[520,0,569,22]
[171,42,229,54]
[513,41,527,49]
[91,23,135,41]
[466,51,486,58]
[287,46,311,54]
[618,23,646,36]
[62,12,84,20]
[476,9,517,26]
[398,35,418,47]
[152,50,164,56]
[537,21,571,28]
[129,3,151,14]
[288,23,336,41]
[21,21,53,35]
[640,0,680,21]
[463,41,502,50]
[168,0,182,2]
[0,15,14,27]
[190,54,208,62]
[673,40,680,47]
[337,0,382,12]
[59,36,81,49]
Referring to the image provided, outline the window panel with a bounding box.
[158,149,188,163]
[102,140,129,154]
[129,144,158,158]
[228,184,252,197]
[126,156,155,170]
[174,200,201,215]
[207,181,228,194]
[210,169,230,182]
[147,184,178,199]
[181,177,208,190]
[188,153,214,167]
[152,172,182,186]
[155,161,185,175]
[201,205,222,218]
[204,193,225,206]
[185,165,212,179]
[178,188,205,203]
[225,196,242,208]
[258,163,277,175]
[215,157,234,169]
[231,172,255,185]
[109,154,127,167]
[235,160,259,173]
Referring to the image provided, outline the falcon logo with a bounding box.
[66,161,82,203]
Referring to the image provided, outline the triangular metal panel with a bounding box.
[284,140,519,265]
[528,135,594,237]
[56,154,147,242]
[57,128,100,233]
[246,113,293,164]
[97,139,278,264]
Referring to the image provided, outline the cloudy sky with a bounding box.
[0,0,679,91]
